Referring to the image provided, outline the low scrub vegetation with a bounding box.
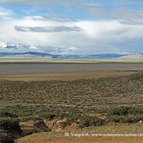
[59,113,105,128]
[0,111,18,118]
[0,132,15,143]
[108,106,143,123]
[0,72,143,117]
[0,118,21,133]
[78,115,105,128]
[0,72,143,141]
[0,115,21,143]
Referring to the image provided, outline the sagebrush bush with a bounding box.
[66,113,81,123]
[40,113,56,121]
[109,114,143,123]
[108,106,143,123]
[0,132,15,143]
[108,106,130,116]
[78,115,104,128]
[0,118,21,133]
[0,111,18,118]
[59,121,69,128]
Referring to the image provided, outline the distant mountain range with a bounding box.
[0,42,143,60]
[0,52,62,59]
[63,54,125,59]
[0,51,143,59]
[0,52,126,59]
[118,54,143,59]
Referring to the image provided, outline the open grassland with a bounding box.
[0,66,143,142]
[0,71,143,114]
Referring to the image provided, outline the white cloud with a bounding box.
[113,7,143,25]
[0,7,14,18]
[85,6,107,17]
[14,25,81,33]
[76,20,143,40]
[0,15,143,54]
[0,0,82,8]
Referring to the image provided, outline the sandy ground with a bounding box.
[0,71,136,81]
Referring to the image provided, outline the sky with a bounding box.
[0,0,143,55]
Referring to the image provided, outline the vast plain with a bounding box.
[0,62,143,143]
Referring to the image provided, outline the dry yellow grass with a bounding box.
[17,122,143,143]
[0,71,136,81]
[16,135,143,143]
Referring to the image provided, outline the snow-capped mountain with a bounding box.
[1,42,143,60]
[0,51,62,59]
[0,42,126,59]
[0,41,77,55]
[0,42,38,50]
[0,42,63,58]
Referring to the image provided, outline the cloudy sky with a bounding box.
[0,0,143,55]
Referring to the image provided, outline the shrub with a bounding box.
[40,113,56,121]
[108,106,143,123]
[108,106,130,116]
[59,121,69,128]
[0,118,21,133]
[0,111,18,118]
[109,114,143,123]
[108,106,143,116]
[0,132,15,143]
[78,115,104,128]
[58,113,81,128]
[128,107,143,115]
[66,113,81,123]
